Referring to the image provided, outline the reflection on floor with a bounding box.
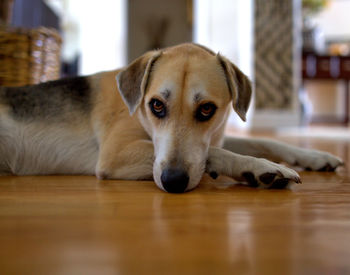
[0,127,349,274]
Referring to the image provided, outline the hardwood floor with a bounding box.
[0,133,349,274]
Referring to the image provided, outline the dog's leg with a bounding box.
[223,136,343,171]
[96,139,154,180]
[206,147,301,189]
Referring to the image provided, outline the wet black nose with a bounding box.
[161,168,189,193]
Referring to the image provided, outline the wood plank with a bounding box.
[0,135,349,274]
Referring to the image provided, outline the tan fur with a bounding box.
[0,43,343,192]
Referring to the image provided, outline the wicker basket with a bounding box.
[0,26,62,87]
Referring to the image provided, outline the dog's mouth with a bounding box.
[152,137,208,193]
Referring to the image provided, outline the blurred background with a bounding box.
[1,0,350,134]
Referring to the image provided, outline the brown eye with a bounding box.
[200,104,213,116]
[153,100,163,112]
[149,98,166,118]
[196,103,217,122]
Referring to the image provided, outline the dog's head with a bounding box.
[116,43,251,193]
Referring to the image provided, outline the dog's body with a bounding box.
[0,43,343,192]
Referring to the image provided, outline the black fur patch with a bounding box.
[209,171,218,179]
[242,172,259,187]
[270,178,290,189]
[1,76,92,121]
[259,172,276,185]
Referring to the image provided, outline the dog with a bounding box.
[0,43,343,193]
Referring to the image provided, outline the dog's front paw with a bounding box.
[207,148,301,189]
[241,159,301,189]
[294,149,344,172]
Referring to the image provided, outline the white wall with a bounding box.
[63,0,127,75]
[193,0,253,77]
[313,1,350,40]
[193,0,254,128]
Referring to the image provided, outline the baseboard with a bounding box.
[250,109,301,130]
[311,115,347,125]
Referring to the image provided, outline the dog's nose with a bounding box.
[160,168,189,193]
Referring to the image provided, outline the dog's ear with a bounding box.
[116,51,162,115]
[217,54,252,122]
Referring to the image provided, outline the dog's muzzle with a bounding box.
[160,168,189,193]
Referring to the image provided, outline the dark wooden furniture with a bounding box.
[302,53,350,124]
[11,0,59,29]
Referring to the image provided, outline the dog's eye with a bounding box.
[149,98,166,118]
[196,103,217,122]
